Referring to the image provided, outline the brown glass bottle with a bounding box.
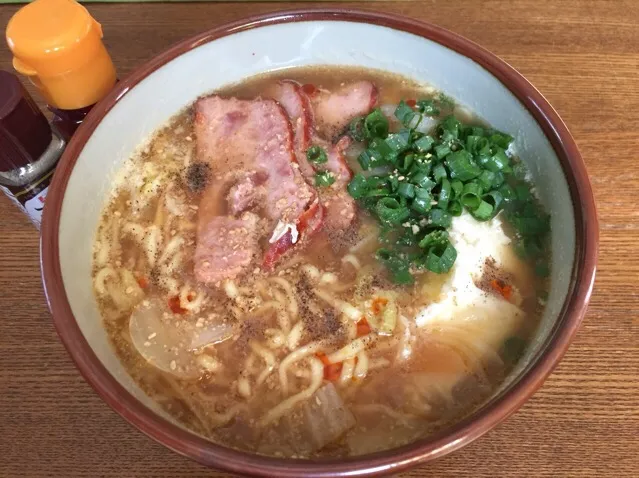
[0,71,66,228]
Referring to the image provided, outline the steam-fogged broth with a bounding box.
[93,67,549,457]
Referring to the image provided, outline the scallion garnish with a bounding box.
[345,95,550,284]
[306,145,328,164]
[315,171,335,187]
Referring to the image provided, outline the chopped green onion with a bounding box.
[471,200,493,221]
[446,150,481,181]
[416,99,440,117]
[411,188,433,214]
[377,249,414,285]
[489,131,514,149]
[477,170,496,191]
[397,182,415,199]
[306,145,327,164]
[438,178,451,210]
[438,116,461,141]
[491,171,505,188]
[315,171,335,187]
[347,174,368,199]
[375,197,410,224]
[364,108,389,139]
[461,181,483,210]
[433,164,448,183]
[399,153,414,171]
[385,130,411,152]
[434,144,451,159]
[394,101,420,128]
[499,183,516,201]
[424,240,457,273]
[418,229,448,249]
[414,135,435,152]
[466,135,490,155]
[450,180,463,199]
[411,171,436,190]
[484,149,510,172]
[448,199,463,216]
[429,208,452,228]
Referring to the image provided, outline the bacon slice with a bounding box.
[273,81,377,232]
[269,81,315,182]
[193,96,316,283]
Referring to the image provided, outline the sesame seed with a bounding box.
[170,360,177,370]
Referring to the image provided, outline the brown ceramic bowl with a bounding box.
[40,9,598,477]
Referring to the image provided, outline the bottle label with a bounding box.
[24,186,49,225]
[0,168,54,229]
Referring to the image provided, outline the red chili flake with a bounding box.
[490,279,513,301]
[315,352,331,366]
[324,362,343,382]
[137,277,148,289]
[406,99,417,107]
[356,318,371,337]
[168,296,187,314]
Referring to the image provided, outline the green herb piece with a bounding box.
[429,208,452,228]
[306,145,327,164]
[461,181,483,210]
[448,199,463,216]
[397,182,415,199]
[418,229,449,249]
[394,101,420,128]
[364,108,389,139]
[377,249,414,285]
[424,240,457,273]
[471,200,493,221]
[411,187,433,214]
[414,135,435,152]
[347,174,368,199]
[385,130,411,152]
[438,178,451,210]
[375,197,410,224]
[446,150,481,181]
[315,171,335,187]
[416,99,440,117]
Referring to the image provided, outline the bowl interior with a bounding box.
[56,18,575,447]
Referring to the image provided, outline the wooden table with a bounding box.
[1,1,637,476]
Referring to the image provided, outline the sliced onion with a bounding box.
[129,299,234,377]
[129,299,199,377]
[414,116,438,134]
[190,322,235,349]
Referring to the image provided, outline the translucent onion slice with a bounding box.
[129,299,234,378]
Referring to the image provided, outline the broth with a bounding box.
[92,66,549,457]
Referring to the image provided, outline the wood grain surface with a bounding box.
[0,1,637,476]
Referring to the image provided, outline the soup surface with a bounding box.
[92,67,550,457]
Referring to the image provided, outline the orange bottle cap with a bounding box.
[6,0,116,110]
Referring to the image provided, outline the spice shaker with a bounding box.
[0,71,66,228]
[6,0,117,141]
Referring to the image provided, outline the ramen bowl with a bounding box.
[40,9,597,477]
